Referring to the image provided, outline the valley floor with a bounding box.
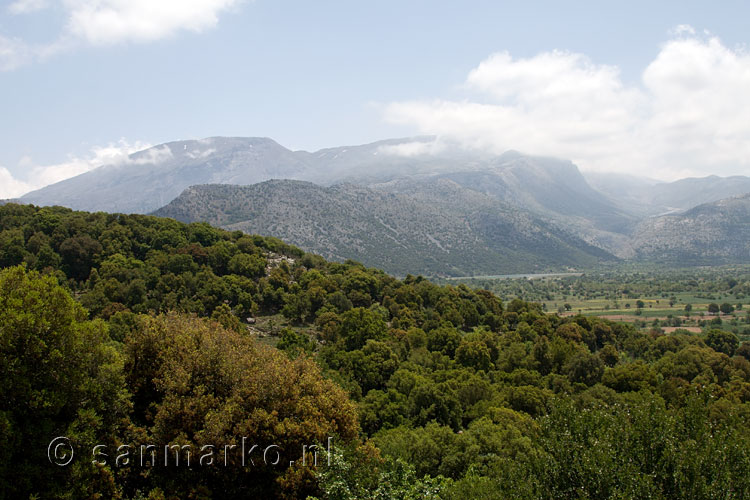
[441,264,750,342]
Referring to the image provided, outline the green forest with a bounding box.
[2,203,750,499]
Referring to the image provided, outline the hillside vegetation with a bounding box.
[2,203,750,499]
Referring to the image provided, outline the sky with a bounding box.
[1,0,750,198]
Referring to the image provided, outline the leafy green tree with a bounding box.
[0,229,27,267]
[598,344,620,367]
[705,328,740,356]
[427,326,462,357]
[456,339,493,371]
[408,383,462,429]
[311,442,448,500]
[500,396,750,500]
[736,342,750,361]
[720,302,735,315]
[282,285,313,323]
[211,302,245,332]
[555,322,586,343]
[123,313,359,499]
[602,361,657,392]
[0,266,129,499]
[277,327,316,357]
[566,351,605,386]
[59,234,103,281]
[228,252,267,278]
[323,291,351,314]
[347,340,400,393]
[359,389,408,435]
[338,307,388,351]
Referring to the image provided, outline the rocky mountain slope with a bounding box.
[154,180,615,277]
[632,194,750,264]
[381,154,638,257]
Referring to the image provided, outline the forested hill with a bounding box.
[153,180,615,277]
[2,202,750,499]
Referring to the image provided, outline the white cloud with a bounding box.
[378,140,446,157]
[670,24,696,37]
[126,144,173,165]
[0,35,33,71]
[63,0,243,45]
[8,0,49,15]
[0,167,33,199]
[1,0,243,69]
[186,147,216,159]
[384,28,750,180]
[0,139,159,199]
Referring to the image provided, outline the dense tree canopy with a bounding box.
[2,203,750,499]
[0,266,128,499]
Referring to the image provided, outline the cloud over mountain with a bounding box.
[0,139,151,199]
[384,28,750,180]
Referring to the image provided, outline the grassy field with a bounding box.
[442,265,750,341]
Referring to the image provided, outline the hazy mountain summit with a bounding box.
[20,136,479,213]
[20,137,311,213]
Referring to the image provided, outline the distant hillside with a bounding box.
[380,154,638,257]
[648,175,750,213]
[154,180,615,277]
[633,194,750,264]
[445,153,634,233]
[583,172,662,216]
[586,172,750,216]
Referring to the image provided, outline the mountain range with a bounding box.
[12,136,750,276]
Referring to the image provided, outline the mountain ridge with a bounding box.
[633,193,750,264]
[153,179,616,277]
